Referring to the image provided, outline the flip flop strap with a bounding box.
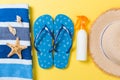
[53,24,72,53]
[34,25,54,53]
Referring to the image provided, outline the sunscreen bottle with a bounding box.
[75,16,88,61]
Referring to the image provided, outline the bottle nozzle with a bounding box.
[75,16,89,30]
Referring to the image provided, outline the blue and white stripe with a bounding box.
[0,22,29,28]
[0,4,32,80]
[0,77,32,80]
[0,4,28,9]
[0,9,29,22]
[0,40,30,46]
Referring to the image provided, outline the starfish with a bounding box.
[7,37,27,59]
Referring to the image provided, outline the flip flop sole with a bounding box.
[54,14,74,69]
[34,15,53,69]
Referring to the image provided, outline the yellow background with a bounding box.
[1,0,120,80]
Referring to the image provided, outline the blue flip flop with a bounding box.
[53,14,74,69]
[34,15,54,69]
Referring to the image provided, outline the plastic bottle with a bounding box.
[75,16,88,61]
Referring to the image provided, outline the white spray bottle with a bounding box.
[75,16,88,61]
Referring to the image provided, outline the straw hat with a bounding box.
[90,9,120,77]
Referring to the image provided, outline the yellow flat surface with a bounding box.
[1,0,120,80]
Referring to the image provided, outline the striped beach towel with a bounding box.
[0,4,32,80]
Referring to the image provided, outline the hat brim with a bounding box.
[90,9,120,77]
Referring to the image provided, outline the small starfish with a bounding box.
[7,37,27,59]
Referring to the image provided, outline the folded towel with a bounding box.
[0,4,32,80]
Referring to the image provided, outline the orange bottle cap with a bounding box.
[75,16,89,30]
